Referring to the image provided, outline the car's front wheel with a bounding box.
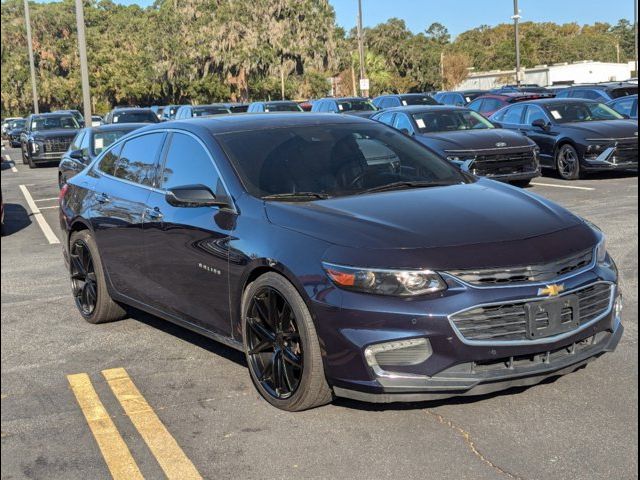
[242,272,332,411]
[556,144,582,180]
[69,230,126,324]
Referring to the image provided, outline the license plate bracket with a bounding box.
[525,295,580,340]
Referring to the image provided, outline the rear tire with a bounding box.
[69,230,126,324]
[242,272,332,411]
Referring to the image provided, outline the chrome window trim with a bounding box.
[442,247,598,290]
[91,128,237,213]
[447,281,615,347]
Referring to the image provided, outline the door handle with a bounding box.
[144,207,163,220]
[96,192,110,204]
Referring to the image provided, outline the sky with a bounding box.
[105,0,636,35]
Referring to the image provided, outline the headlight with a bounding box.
[586,144,604,153]
[322,262,447,296]
[595,235,607,264]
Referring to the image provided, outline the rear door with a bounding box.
[143,131,234,335]
[92,132,166,302]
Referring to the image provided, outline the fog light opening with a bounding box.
[364,338,432,378]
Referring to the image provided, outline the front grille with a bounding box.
[43,137,73,153]
[448,249,593,286]
[450,282,613,342]
[614,142,638,164]
[471,149,538,177]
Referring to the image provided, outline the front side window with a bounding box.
[375,112,395,126]
[217,124,467,200]
[161,133,227,200]
[500,105,527,124]
[97,143,123,175]
[69,130,86,152]
[524,106,548,125]
[113,133,165,186]
[392,114,415,134]
[544,102,623,123]
[479,98,504,113]
[412,110,493,133]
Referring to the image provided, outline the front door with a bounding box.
[144,132,235,336]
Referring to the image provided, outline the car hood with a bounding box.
[32,129,79,139]
[558,120,638,139]
[264,179,598,269]
[415,129,534,154]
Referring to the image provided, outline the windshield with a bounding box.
[112,111,159,124]
[412,110,494,133]
[92,129,135,156]
[610,87,638,99]
[192,107,230,117]
[337,100,377,112]
[265,103,303,112]
[545,102,624,123]
[217,124,467,200]
[400,96,438,106]
[31,115,79,131]
[10,120,26,129]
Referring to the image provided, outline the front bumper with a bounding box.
[315,261,622,403]
[583,145,638,172]
[30,151,66,163]
[334,324,622,403]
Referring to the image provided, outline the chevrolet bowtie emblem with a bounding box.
[538,284,566,297]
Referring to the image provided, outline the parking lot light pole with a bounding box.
[23,0,39,114]
[75,0,92,127]
[357,0,369,97]
[512,0,522,86]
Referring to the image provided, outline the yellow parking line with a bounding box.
[67,373,144,480]
[103,368,202,480]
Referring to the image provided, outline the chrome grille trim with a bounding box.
[448,281,615,347]
[445,249,595,288]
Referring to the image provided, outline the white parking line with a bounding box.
[3,153,18,173]
[531,182,595,191]
[35,197,60,202]
[38,205,59,210]
[18,184,61,244]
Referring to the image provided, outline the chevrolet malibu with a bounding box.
[59,114,623,411]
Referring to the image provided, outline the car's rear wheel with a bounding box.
[69,230,126,324]
[556,144,582,180]
[242,272,332,411]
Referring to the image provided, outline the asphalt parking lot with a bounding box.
[1,143,637,480]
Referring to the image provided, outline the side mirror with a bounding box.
[165,185,228,208]
[532,119,550,131]
[70,149,86,161]
[399,128,413,136]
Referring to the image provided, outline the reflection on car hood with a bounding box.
[266,179,584,251]
[415,129,534,153]
[558,120,638,139]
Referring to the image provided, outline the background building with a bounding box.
[456,61,635,90]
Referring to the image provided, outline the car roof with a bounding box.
[376,105,468,114]
[318,97,369,102]
[144,113,372,135]
[567,82,637,89]
[89,123,149,133]
[509,98,601,106]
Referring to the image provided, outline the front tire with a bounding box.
[69,230,126,324]
[242,272,332,411]
[556,144,582,180]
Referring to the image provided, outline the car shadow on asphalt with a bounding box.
[124,307,247,367]
[1,203,32,236]
[331,370,580,412]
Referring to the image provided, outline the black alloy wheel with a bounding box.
[556,144,581,180]
[245,286,303,400]
[70,239,98,317]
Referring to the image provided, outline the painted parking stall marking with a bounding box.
[67,373,144,480]
[531,182,595,191]
[103,368,203,480]
[3,153,18,173]
[18,184,61,244]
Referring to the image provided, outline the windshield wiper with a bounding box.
[262,192,331,201]
[360,181,458,195]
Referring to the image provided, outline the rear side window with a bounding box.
[161,133,227,199]
[113,133,165,186]
[480,98,504,113]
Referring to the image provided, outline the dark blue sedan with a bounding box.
[59,114,623,410]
